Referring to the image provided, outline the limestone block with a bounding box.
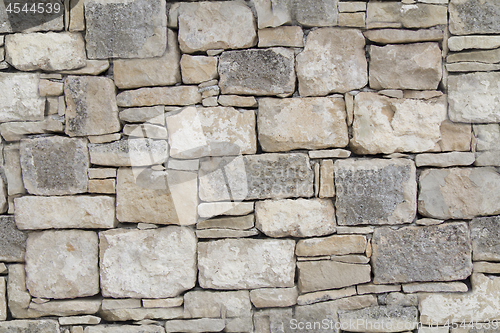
[197,202,254,218]
[296,235,366,257]
[403,282,468,293]
[57,59,110,75]
[197,215,254,230]
[183,290,251,318]
[438,120,472,152]
[119,106,164,124]
[99,307,182,322]
[116,86,201,107]
[292,0,338,27]
[250,287,298,308]
[448,36,500,51]
[449,0,500,35]
[0,215,26,262]
[99,227,197,298]
[470,216,500,261]
[415,152,475,167]
[364,28,445,44]
[258,26,303,47]
[123,124,167,140]
[4,144,26,195]
[357,284,401,295]
[88,139,169,167]
[366,2,447,29]
[0,73,45,122]
[85,325,165,333]
[218,95,257,108]
[38,79,63,96]
[180,55,218,84]
[338,306,418,332]
[448,48,500,64]
[0,320,60,332]
[165,319,225,333]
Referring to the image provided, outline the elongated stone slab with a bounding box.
[296,235,366,257]
[338,306,418,333]
[116,86,201,107]
[470,216,500,262]
[89,139,169,167]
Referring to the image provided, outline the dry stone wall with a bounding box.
[0,0,499,332]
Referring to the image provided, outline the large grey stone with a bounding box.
[184,290,251,318]
[166,106,257,159]
[14,196,116,230]
[20,136,89,195]
[338,306,418,333]
[85,0,167,59]
[366,2,447,29]
[178,1,257,53]
[198,153,314,201]
[258,97,348,152]
[418,167,500,219]
[351,93,447,154]
[296,28,367,96]
[0,320,59,333]
[65,76,120,137]
[448,72,500,123]
[369,43,442,90]
[0,73,45,122]
[89,139,169,167]
[198,238,295,289]
[219,48,295,96]
[471,216,500,262]
[292,0,338,27]
[25,230,99,299]
[450,0,500,35]
[372,223,472,284]
[334,158,416,225]
[100,227,197,298]
[255,198,336,237]
[0,215,26,262]
[116,86,201,107]
[116,167,197,225]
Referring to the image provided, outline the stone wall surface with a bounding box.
[0,0,498,332]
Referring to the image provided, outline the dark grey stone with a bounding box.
[292,0,338,27]
[0,319,59,332]
[372,223,473,284]
[450,0,500,35]
[0,215,26,262]
[471,215,500,262]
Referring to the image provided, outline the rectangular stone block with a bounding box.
[366,2,447,29]
[184,290,251,318]
[0,0,63,33]
[85,325,165,333]
[199,153,314,201]
[364,28,445,44]
[258,26,304,48]
[0,320,60,332]
[372,223,472,284]
[470,216,500,262]
[0,73,45,122]
[338,306,418,333]
[292,0,338,27]
[250,287,298,308]
[296,235,366,257]
[14,196,116,230]
[197,214,254,230]
[0,215,26,262]
[449,0,500,35]
[180,54,218,84]
[166,319,225,333]
[198,238,295,289]
[197,202,254,218]
[116,86,201,107]
[88,139,169,167]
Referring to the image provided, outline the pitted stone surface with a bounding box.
[99,227,197,298]
[334,158,416,225]
[116,86,201,107]
[0,73,45,123]
[89,139,169,167]
[338,306,418,333]
[470,216,500,262]
[184,290,252,318]
[372,223,472,284]
[449,0,500,35]
[292,0,339,27]
[85,325,165,333]
[20,136,89,196]
[0,320,60,332]
[25,230,99,299]
[0,216,26,262]
[366,2,447,29]
[253,0,292,29]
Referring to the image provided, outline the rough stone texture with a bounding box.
[58,315,101,325]
[474,124,500,151]
[99,307,183,321]
[180,55,218,84]
[114,29,181,89]
[420,274,500,325]
[250,287,298,308]
[0,215,26,262]
[4,144,26,195]
[0,0,63,33]
[89,139,169,167]
[166,319,225,333]
[0,73,45,122]
[255,198,336,237]
[449,0,500,35]
[85,325,165,333]
[5,32,86,71]
[253,0,292,29]
[258,26,304,47]
[372,223,472,284]
[292,0,339,27]
[142,298,183,308]
[363,28,444,44]
[357,284,401,295]
[366,2,447,29]
[296,28,367,96]
[198,202,254,218]
[116,86,201,107]
[418,167,500,219]
[14,196,116,230]
[218,95,257,108]
[448,72,500,123]
[178,1,257,53]
[334,158,416,225]
[99,227,197,298]
[101,299,141,310]
[0,320,60,332]
[415,152,475,167]
[219,48,295,96]
[197,215,254,231]
[85,0,167,59]
[439,120,472,152]
[297,260,371,293]
[319,159,335,198]
[57,59,110,75]
[448,48,500,64]
[446,62,500,72]
[369,43,442,90]
[296,235,366,257]
[198,238,295,289]
[403,281,469,293]
[116,167,197,225]
[123,124,168,140]
[183,290,251,318]
[470,216,500,262]
[199,153,314,201]
[25,230,99,299]
[20,136,89,195]
[338,12,365,27]
[297,287,357,305]
[338,306,418,333]
[448,36,500,52]
[258,97,348,152]
[166,106,256,159]
[120,106,164,124]
[351,93,447,154]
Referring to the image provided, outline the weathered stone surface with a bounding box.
[297,287,357,306]
[415,152,475,167]
[418,167,500,219]
[143,297,183,309]
[166,106,256,159]
[123,124,168,140]
[404,90,444,99]
[100,227,197,298]
[254,308,293,333]
[198,202,255,218]
[114,29,181,89]
[474,262,500,274]
[116,167,197,225]
[85,325,165,333]
[199,153,314,201]
[351,93,447,154]
[339,2,366,12]
[4,144,26,195]
[0,216,26,262]
[218,95,257,108]
[20,136,89,195]
[339,12,365,27]
[470,216,500,262]
[250,287,298,308]
[0,73,45,122]
[449,72,500,123]
[197,214,254,230]
[439,120,472,152]
[116,86,201,107]
[89,139,169,167]
[448,36,500,51]
[298,260,371,293]
[198,238,295,289]
[120,106,164,124]
[65,76,120,137]
[5,32,85,71]
[180,55,218,84]
[403,281,468,293]
[334,158,416,225]
[178,1,257,53]
[449,0,500,35]
[184,290,251,318]
[0,117,64,141]
[363,28,444,44]
[319,159,335,198]
[446,62,500,72]
[219,48,295,96]
[100,307,183,321]
[366,2,447,29]
[255,198,336,237]
[357,284,401,295]
[101,299,141,311]
[382,292,418,307]
[253,0,292,28]
[58,315,101,325]
[296,235,366,257]
[258,26,303,47]
[196,227,257,238]
[29,297,100,317]
[420,274,500,324]
[57,59,110,75]
[166,319,225,333]
[448,48,500,64]
[292,0,338,27]
[15,196,116,230]
[331,255,370,264]
[369,43,442,90]
[85,0,167,59]
[372,223,472,284]
[38,80,63,97]
[0,320,60,332]
[0,277,5,320]
[25,230,99,299]
[296,28,367,96]
[474,124,500,151]
[7,264,32,318]
[258,97,348,152]
[338,306,418,333]
[309,149,351,159]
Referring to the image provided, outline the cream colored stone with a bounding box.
[180,55,218,84]
[446,62,500,72]
[197,215,254,230]
[202,97,218,107]
[142,298,183,309]
[296,235,366,257]
[116,86,201,107]
[474,124,500,151]
[339,2,367,12]
[218,95,257,108]
[253,0,292,28]
[59,315,101,325]
[366,2,447,29]
[415,152,475,167]
[250,287,298,308]
[166,319,225,332]
[0,277,5,320]
[448,36,500,52]
[0,117,64,142]
[364,28,444,44]
[100,307,183,321]
[438,120,472,152]
[86,325,165,333]
[319,159,335,198]
[196,228,259,239]
[69,0,85,31]
[89,139,168,167]
[403,281,468,293]
[338,12,365,27]
[258,26,303,47]
[331,255,370,264]
[297,287,357,305]
[123,124,168,140]
[198,202,255,218]
[101,299,141,311]
[88,168,117,179]
[57,60,110,75]
[119,106,164,124]
[416,218,444,226]
[183,290,251,318]
[39,79,63,96]
[338,306,418,333]
[473,262,500,274]
[309,149,351,159]
[167,159,199,171]
[357,284,401,295]
[404,90,444,99]
[88,179,115,194]
[88,133,121,144]
[447,47,500,64]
